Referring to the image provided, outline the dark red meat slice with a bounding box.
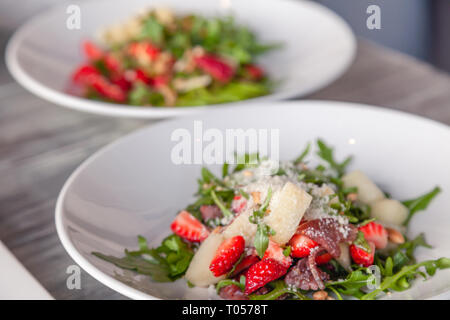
[284,248,329,291]
[219,284,249,300]
[297,218,357,257]
[200,205,223,221]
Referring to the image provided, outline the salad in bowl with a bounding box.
[71,8,277,107]
[93,140,448,300]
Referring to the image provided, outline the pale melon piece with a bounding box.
[370,198,408,226]
[222,210,257,243]
[342,170,385,204]
[265,182,312,245]
[336,243,352,272]
[185,233,225,287]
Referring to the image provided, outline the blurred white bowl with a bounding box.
[6,0,355,118]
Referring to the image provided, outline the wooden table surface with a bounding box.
[0,40,449,300]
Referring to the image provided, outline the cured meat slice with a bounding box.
[200,205,222,221]
[284,248,329,290]
[297,218,357,257]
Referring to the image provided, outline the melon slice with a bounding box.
[370,198,408,226]
[222,209,257,243]
[265,182,312,245]
[185,232,225,286]
[342,170,385,204]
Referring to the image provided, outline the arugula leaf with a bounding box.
[211,190,233,217]
[92,235,193,282]
[222,162,229,178]
[216,279,245,293]
[175,82,271,107]
[361,258,450,300]
[353,231,372,253]
[402,186,441,225]
[326,269,372,299]
[293,142,311,165]
[249,281,310,300]
[254,223,274,258]
[140,16,164,44]
[316,139,352,177]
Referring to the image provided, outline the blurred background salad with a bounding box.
[0,0,449,88]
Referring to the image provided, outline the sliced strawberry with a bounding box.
[104,54,121,74]
[231,195,247,214]
[350,241,375,267]
[111,75,132,91]
[245,259,288,295]
[244,64,264,80]
[170,210,210,242]
[263,240,292,268]
[128,42,161,60]
[72,65,126,102]
[72,65,100,83]
[83,41,103,60]
[126,69,153,85]
[151,75,170,88]
[359,222,388,249]
[230,254,260,277]
[194,54,234,83]
[289,234,319,258]
[209,236,245,276]
[315,252,333,265]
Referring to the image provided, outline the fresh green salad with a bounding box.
[93,140,448,300]
[72,8,278,107]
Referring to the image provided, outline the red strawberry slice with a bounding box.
[359,222,388,249]
[126,69,153,85]
[263,240,292,268]
[231,195,247,214]
[209,236,245,277]
[128,42,161,60]
[350,241,375,267]
[72,65,126,102]
[230,254,260,277]
[72,65,100,83]
[289,234,319,258]
[151,75,170,88]
[83,41,104,60]
[170,210,210,242]
[245,259,288,295]
[315,252,333,265]
[244,64,264,80]
[194,54,234,83]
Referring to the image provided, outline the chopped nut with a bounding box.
[251,192,261,204]
[313,290,328,300]
[386,227,405,244]
[346,193,358,202]
[157,84,177,106]
[243,170,253,177]
[173,75,212,93]
[300,163,308,171]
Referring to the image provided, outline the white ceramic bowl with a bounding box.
[6,0,355,119]
[55,101,450,299]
